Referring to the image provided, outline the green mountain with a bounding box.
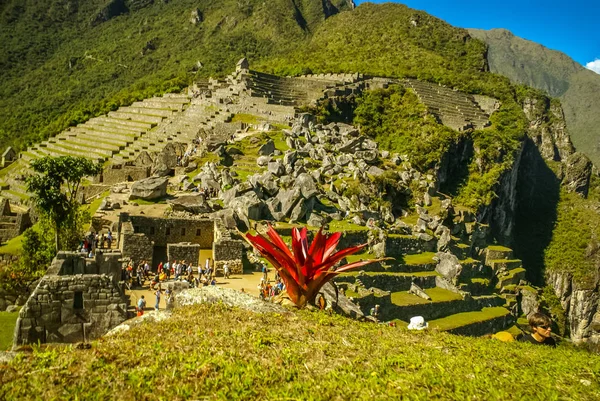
[468,28,600,165]
[0,0,353,150]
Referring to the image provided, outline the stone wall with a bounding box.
[212,218,244,274]
[0,287,29,311]
[213,239,244,274]
[385,234,435,256]
[167,243,201,266]
[119,221,154,264]
[120,214,214,248]
[100,164,151,185]
[13,252,128,346]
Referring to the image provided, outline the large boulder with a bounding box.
[258,140,276,156]
[435,252,463,285]
[130,176,168,200]
[277,188,302,217]
[167,195,212,214]
[151,142,186,176]
[294,173,319,199]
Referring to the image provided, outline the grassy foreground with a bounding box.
[1,304,599,400]
[0,312,18,351]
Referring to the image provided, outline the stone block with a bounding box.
[93,306,107,313]
[58,324,84,343]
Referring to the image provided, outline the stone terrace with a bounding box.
[404,78,491,131]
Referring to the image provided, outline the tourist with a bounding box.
[144,260,151,279]
[370,304,381,321]
[165,288,174,311]
[155,286,162,311]
[261,263,268,281]
[164,260,171,280]
[137,295,146,317]
[107,230,113,249]
[519,312,556,347]
[223,262,230,279]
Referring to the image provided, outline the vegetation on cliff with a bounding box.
[1,304,599,400]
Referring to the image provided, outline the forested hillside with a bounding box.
[0,0,351,150]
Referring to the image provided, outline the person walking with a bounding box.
[155,287,161,311]
[223,262,230,279]
[137,295,146,317]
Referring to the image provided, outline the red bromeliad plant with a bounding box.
[243,225,386,308]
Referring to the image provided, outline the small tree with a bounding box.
[26,156,102,251]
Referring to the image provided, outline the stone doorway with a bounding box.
[152,246,168,268]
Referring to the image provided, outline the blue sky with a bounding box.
[355,1,600,73]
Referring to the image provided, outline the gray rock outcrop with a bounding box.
[130,176,168,200]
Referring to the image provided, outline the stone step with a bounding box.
[82,123,144,136]
[428,307,514,336]
[496,267,527,289]
[380,287,478,322]
[65,128,137,146]
[43,142,107,161]
[108,111,164,125]
[485,246,513,264]
[51,135,124,152]
[0,189,29,203]
[131,100,186,110]
[47,138,115,158]
[92,116,154,130]
[118,106,175,118]
[336,271,438,293]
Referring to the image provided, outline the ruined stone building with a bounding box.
[14,252,128,346]
[0,198,31,244]
[117,213,243,274]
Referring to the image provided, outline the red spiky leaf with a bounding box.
[243,225,388,308]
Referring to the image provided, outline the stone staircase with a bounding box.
[403,78,491,131]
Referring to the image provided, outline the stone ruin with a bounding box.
[0,198,31,244]
[13,251,128,346]
[117,213,244,275]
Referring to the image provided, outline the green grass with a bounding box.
[402,252,436,265]
[83,190,110,216]
[327,220,369,232]
[429,307,510,331]
[391,287,463,306]
[488,245,513,252]
[230,114,264,125]
[3,190,29,201]
[0,311,18,351]
[0,234,24,255]
[2,303,599,400]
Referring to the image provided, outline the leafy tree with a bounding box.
[26,156,102,252]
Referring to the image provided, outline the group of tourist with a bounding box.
[79,230,113,257]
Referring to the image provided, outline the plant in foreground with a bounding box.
[243,225,387,308]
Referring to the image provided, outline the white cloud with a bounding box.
[586,59,600,74]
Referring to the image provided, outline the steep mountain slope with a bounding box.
[468,28,600,165]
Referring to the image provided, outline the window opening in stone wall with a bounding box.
[181,228,186,236]
[166,227,171,236]
[150,227,155,235]
[196,228,201,236]
[134,226,140,233]
[73,291,84,310]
